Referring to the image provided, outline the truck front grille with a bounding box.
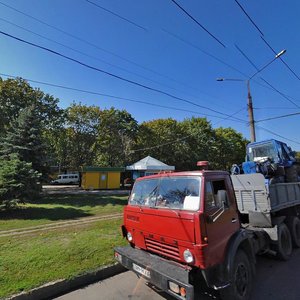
[145,238,180,260]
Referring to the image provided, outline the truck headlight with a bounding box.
[127,232,133,242]
[183,249,194,263]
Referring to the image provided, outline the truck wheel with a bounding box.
[275,223,292,260]
[286,217,300,248]
[220,250,252,300]
[285,166,298,182]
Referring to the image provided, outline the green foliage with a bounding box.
[0,76,250,178]
[1,105,47,175]
[0,154,40,209]
[95,108,138,167]
[212,127,248,170]
[0,77,64,137]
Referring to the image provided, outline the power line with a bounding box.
[0,72,248,125]
[0,30,246,122]
[254,107,300,110]
[256,111,300,123]
[85,0,147,31]
[0,17,204,99]
[233,44,300,108]
[0,1,192,88]
[259,77,300,108]
[162,29,247,78]
[169,0,226,48]
[234,44,259,71]
[257,125,300,145]
[234,0,264,36]
[260,36,300,82]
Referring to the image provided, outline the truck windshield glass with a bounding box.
[248,142,277,162]
[129,176,201,211]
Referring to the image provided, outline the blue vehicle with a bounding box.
[234,139,299,183]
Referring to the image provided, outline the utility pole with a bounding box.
[217,49,286,143]
[247,80,256,142]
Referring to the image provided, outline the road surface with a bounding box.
[55,248,300,300]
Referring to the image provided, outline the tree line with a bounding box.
[0,77,249,208]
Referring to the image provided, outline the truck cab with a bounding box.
[115,167,255,299]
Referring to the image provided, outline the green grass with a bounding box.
[0,194,128,230]
[0,218,127,299]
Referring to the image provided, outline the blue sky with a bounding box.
[1,0,300,150]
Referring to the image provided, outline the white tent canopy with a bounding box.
[126,156,175,171]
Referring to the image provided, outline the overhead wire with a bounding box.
[256,125,300,145]
[163,29,247,78]
[256,112,300,123]
[84,0,147,31]
[234,0,300,83]
[0,30,247,123]
[260,36,300,82]
[0,0,198,90]
[234,0,264,36]
[259,77,300,108]
[0,72,248,125]
[234,44,300,108]
[169,0,226,48]
[0,17,207,99]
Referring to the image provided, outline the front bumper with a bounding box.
[114,246,194,300]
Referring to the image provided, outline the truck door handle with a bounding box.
[231,218,237,223]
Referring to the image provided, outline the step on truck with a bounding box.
[114,161,300,300]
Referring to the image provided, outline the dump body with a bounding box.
[231,174,300,227]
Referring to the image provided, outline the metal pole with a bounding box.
[247,80,256,142]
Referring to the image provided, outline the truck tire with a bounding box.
[285,166,298,182]
[286,217,300,248]
[219,250,252,300]
[275,223,292,260]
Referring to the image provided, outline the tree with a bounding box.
[179,117,216,170]
[135,118,185,169]
[95,108,138,167]
[212,127,248,170]
[1,104,47,177]
[0,77,64,136]
[0,154,40,209]
[64,103,102,169]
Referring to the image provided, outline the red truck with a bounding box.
[114,162,300,300]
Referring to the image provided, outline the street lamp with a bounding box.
[217,49,286,142]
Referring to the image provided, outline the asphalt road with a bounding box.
[55,248,300,300]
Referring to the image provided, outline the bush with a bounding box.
[0,154,41,209]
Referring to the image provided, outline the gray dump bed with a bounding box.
[231,174,300,227]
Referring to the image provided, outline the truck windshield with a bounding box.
[248,142,277,162]
[129,176,201,211]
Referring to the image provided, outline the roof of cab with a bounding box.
[135,170,229,181]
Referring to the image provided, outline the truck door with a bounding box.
[203,176,240,267]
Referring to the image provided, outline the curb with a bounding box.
[6,263,127,300]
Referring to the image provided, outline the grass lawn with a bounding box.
[0,194,128,231]
[0,218,127,299]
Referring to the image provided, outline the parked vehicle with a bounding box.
[232,139,300,183]
[51,173,79,185]
[115,161,300,300]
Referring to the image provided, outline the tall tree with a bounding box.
[65,103,102,169]
[135,118,185,169]
[96,108,138,167]
[0,104,47,176]
[212,127,248,170]
[0,154,40,209]
[0,77,64,136]
[179,117,216,170]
